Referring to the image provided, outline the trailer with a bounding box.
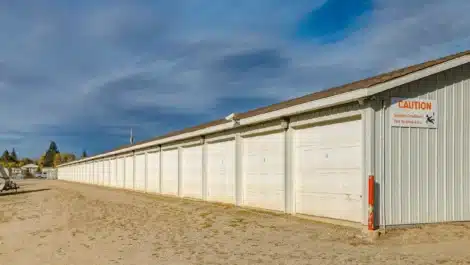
[0,165,19,192]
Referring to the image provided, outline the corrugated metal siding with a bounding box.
[375,63,470,226]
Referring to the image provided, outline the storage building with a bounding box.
[57,50,470,228]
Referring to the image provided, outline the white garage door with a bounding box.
[84,164,87,183]
[103,160,110,186]
[88,163,93,184]
[243,132,285,212]
[117,157,125,188]
[125,156,134,189]
[146,152,160,193]
[206,139,236,204]
[294,118,363,222]
[110,159,117,187]
[94,162,99,185]
[135,153,146,191]
[161,148,179,196]
[77,166,80,182]
[100,161,105,185]
[77,165,80,182]
[98,161,104,185]
[182,145,203,199]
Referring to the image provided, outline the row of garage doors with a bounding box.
[59,118,363,222]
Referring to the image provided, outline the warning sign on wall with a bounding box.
[390,97,438,128]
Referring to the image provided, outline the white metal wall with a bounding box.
[374,63,470,226]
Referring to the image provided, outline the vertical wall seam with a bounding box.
[381,99,386,227]
[145,152,148,192]
[417,126,420,222]
[452,79,456,220]
[284,120,293,214]
[460,73,464,219]
[235,133,243,206]
[388,95,393,225]
[202,137,208,201]
[408,126,411,224]
[398,122,402,223]
[159,146,163,194]
[178,147,183,197]
[426,93,430,222]
[443,73,447,221]
[435,75,439,221]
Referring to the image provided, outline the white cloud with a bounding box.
[0,0,468,157]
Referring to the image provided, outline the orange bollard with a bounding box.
[368,175,375,230]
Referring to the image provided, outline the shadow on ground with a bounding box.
[0,188,51,197]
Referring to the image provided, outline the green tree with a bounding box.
[1,150,10,162]
[62,153,76,163]
[43,141,59,167]
[81,150,88,158]
[10,148,18,162]
[52,153,76,167]
[21,158,34,165]
[49,141,59,153]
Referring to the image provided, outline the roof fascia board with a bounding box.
[237,89,369,126]
[364,54,470,97]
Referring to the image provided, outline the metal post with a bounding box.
[368,175,375,230]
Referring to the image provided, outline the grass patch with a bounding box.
[201,218,214,229]
[228,217,247,228]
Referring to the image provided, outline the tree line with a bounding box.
[0,141,89,170]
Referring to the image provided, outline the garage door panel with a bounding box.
[135,154,146,191]
[162,149,179,195]
[99,161,104,185]
[125,156,134,189]
[117,158,125,187]
[302,148,360,169]
[297,170,362,194]
[295,118,362,222]
[243,132,285,212]
[207,140,236,204]
[102,161,107,185]
[182,145,203,199]
[296,193,362,221]
[94,162,99,185]
[146,152,160,193]
[110,159,117,187]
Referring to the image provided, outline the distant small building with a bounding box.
[21,164,39,174]
[42,167,57,180]
[11,167,22,175]
[11,174,24,180]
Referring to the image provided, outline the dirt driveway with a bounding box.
[0,179,469,265]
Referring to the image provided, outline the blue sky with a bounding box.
[0,0,469,158]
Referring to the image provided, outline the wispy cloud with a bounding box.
[0,0,468,157]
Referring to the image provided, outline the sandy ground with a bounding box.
[0,180,469,265]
